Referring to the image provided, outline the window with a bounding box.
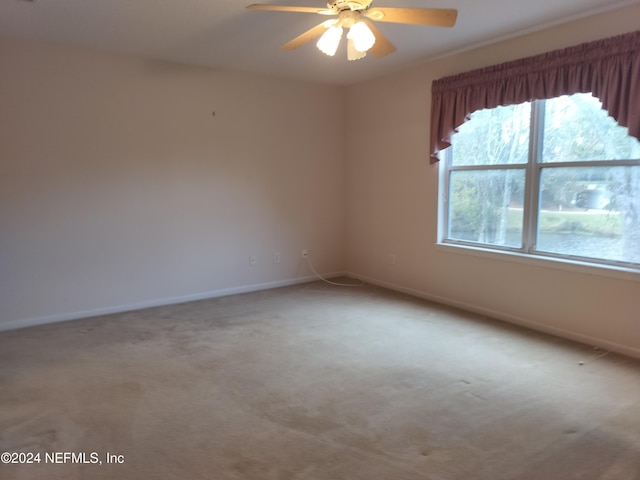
[440,93,640,269]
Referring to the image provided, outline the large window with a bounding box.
[440,93,640,269]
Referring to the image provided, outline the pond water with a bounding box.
[454,231,640,265]
[535,232,638,264]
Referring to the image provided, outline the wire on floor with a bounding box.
[578,347,611,365]
[305,254,364,287]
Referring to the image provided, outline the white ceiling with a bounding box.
[0,0,636,85]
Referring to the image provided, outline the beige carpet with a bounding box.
[1,280,639,480]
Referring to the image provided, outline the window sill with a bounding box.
[435,242,640,283]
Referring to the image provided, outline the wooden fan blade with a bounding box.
[246,4,334,15]
[361,19,396,58]
[364,8,457,27]
[281,22,330,50]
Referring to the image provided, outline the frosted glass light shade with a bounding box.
[317,26,343,56]
[347,21,375,52]
[347,39,367,61]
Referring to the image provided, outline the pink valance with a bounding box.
[430,30,640,163]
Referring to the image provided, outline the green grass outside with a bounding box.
[507,209,622,237]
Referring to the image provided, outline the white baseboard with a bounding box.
[0,272,344,333]
[348,271,640,361]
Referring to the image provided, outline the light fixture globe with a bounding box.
[316,24,343,56]
[347,38,367,61]
[347,21,375,52]
[317,10,376,60]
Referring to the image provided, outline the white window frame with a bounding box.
[437,97,640,281]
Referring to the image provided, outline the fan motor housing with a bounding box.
[327,0,372,12]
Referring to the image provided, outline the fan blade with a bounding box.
[361,19,396,58]
[364,8,457,27]
[281,22,330,50]
[246,4,334,15]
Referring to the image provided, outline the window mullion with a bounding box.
[448,164,526,172]
[523,100,544,253]
[541,159,640,168]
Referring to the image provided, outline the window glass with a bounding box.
[448,169,524,247]
[452,103,530,166]
[443,92,640,268]
[542,94,640,163]
[538,166,640,264]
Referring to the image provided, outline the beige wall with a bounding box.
[345,5,640,358]
[0,38,346,329]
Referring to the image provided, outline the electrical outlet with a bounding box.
[249,255,256,266]
[389,254,396,265]
[301,249,308,258]
[273,252,280,263]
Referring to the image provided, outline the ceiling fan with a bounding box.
[247,0,458,61]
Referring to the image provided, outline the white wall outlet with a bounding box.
[249,255,256,266]
[301,249,308,258]
[389,254,396,265]
[273,252,280,263]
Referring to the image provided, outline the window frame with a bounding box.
[437,97,640,277]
